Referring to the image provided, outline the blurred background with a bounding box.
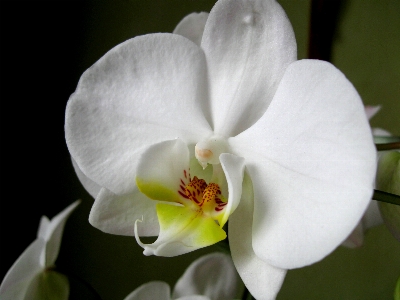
[1,0,399,299]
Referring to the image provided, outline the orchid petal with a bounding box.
[89,187,159,237]
[218,153,245,227]
[71,157,101,198]
[173,12,209,46]
[372,127,391,137]
[364,105,381,120]
[37,216,50,241]
[0,239,45,300]
[230,60,376,269]
[341,223,364,249]
[124,281,170,300]
[65,33,212,195]
[229,173,286,300]
[24,271,69,300]
[135,203,226,257]
[172,252,238,300]
[202,0,296,136]
[40,201,80,267]
[136,139,190,204]
[342,200,383,248]
[373,127,395,145]
[176,296,209,300]
[362,200,383,229]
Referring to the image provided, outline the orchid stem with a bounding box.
[373,189,400,206]
[375,142,400,151]
[308,0,343,61]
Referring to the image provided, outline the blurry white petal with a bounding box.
[362,200,383,229]
[172,253,239,300]
[176,296,209,300]
[364,105,381,120]
[0,239,45,300]
[40,201,80,267]
[341,223,364,249]
[372,127,391,137]
[37,216,50,241]
[124,281,170,300]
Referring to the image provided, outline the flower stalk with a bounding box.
[308,0,343,61]
[375,141,400,151]
[373,190,400,206]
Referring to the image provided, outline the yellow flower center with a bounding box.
[183,176,227,220]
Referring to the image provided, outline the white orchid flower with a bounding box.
[124,252,238,300]
[65,0,376,298]
[0,201,80,300]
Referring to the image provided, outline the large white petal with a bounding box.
[65,33,212,195]
[124,281,170,300]
[202,0,296,136]
[229,173,286,300]
[172,252,239,300]
[173,12,209,46]
[40,201,80,267]
[89,187,159,237]
[0,239,45,300]
[230,60,376,269]
[71,157,101,198]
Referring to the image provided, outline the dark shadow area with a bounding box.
[0,0,90,280]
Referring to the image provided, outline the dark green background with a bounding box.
[0,1,399,299]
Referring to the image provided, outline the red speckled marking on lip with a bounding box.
[176,169,227,214]
[185,176,207,204]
